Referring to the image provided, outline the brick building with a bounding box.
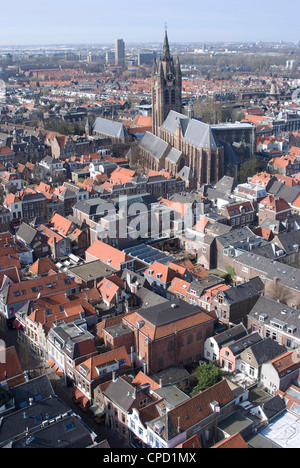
[123,298,215,374]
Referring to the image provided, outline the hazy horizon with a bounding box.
[0,0,299,46]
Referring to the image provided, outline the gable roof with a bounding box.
[93,117,129,139]
[124,298,213,340]
[1,273,78,306]
[16,223,39,246]
[77,347,130,381]
[29,257,57,276]
[148,379,234,442]
[162,110,218,150]
[144,261,177,284]
[50,213,74,236]
[0,346,24,384]
[247,338,286,366]
[213,324,248,347]
[212,432,248,448]
[86,240,132,270]
[259,195,291,213]
[139,131,169,160]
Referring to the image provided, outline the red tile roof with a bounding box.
[0,346,24,383]
[212,433,248,448]
[76,346,131,380]
[259,195,290,213]
[144,261,177,284]
[167,277,191,297]
[50,213,74,236]
[176,435,202,449]
[86,240,132,270]
[29,257,57,276]
[4,273,78,306]
[98,277,120,304]
[109,167,136,185]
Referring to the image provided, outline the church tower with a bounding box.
[151,29,182,137]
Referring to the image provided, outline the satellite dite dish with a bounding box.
[0,339,5,364]
[0,80,6,104]
[291,350,300,364]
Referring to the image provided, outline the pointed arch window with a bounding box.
[165,89,169,104]
[171,89,176,104]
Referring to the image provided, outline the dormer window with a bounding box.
[287,325,297,335]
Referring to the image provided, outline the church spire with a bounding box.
[162,26,171,61]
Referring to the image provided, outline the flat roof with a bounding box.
[218,411,253,437]
[259,412,300,448]
[68,260,117,281]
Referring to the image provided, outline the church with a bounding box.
[138,30,225,188]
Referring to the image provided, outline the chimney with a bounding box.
[112,371,117,382]
[177,416,181,434]
[159,377,163,388]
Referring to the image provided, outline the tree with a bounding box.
[237,157,264,184]
[191,362,224,394]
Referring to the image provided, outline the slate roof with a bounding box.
[227,332,263,356]
[260,218,286,233]
[139,131,169,160]
[161,110,218,150]
[137,297,204,327]
[165,147,182,164]
[248,295,300,340]
[213,324,248,347]
[219,276,264,304]
[11,414,95,448]
[93,117,129,139]
[103,376,137,412]
[8,375,55,410]
[0,395,71,446]
[217,226,260,247]
[16,223,38,246]
[268,180,300,204]
[133,285,169,308]
[260,395,286,421]
[74,197,107,216]
[274,229,300,253]
[177,166,194,180]
[235,252,300,291]
[214,175,235,194]
[187,275,224,297]
[248,337,286,366]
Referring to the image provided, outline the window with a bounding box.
[65,422,75,432]
[171,89,175,104]
[165,90,169,104]
[168,341,174,351]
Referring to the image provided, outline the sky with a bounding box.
[0,0,299,46]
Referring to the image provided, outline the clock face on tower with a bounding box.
[166,73,174,83]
